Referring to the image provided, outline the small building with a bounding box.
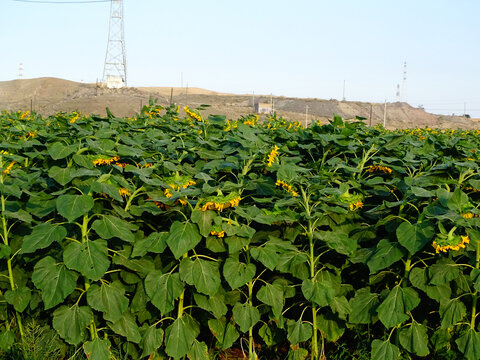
[255,102,273,114]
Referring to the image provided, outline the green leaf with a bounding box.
[48,166,74,186]
[53,304,93,345]
[207,317,239,349]
[439,298,466,328]
[288,347,309,360]
[232,302,260,333]
[301,278,335,307]
[165,316,199,359]
[191,210,215,237]
[4,209,32,224]
[144,271,184,315]
[91,181,123,202]
[367,239,405,274]
[317,229,357,256]
[222,258,256,290]
[187,340,209,360]
[132,232,167,257]
[179,257,221,296]
[377,285,420,328]
[64,240,110,281]
[56,194,94,223]
[349,288,379,324]
[140,325,163,358]
[330,296,351,320]
[399,321,430,356]
[256,283,284,319]
[429,258,460,285]
[48,142,76,160]
[396,221,434,255]
[21,223,67,254]
[193,293,228,319]
[447,188,469,211]
[371,339,400,360]
[166,221,202,259]
[4,287,31,312]
[0,330,14,351]
[83,338,112,360]
[456,329,480,360]
[286,319,313,345]
[316,313,345,342]
[32,256,78,310]
[109,311,141,343]
[87,281,129,322]
[0,244,11,259]
[92,215,136,243]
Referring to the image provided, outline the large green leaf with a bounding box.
[232,302,260,333]
[256,283,284,319]
[367,239,405,274]
[179,257,221,296]
[92,214,136,243]
[317,229,357,256]
[109,311,141,343]
[429,258,460,285]
[32,256,78,310]
[48,142,76,160]
[20,223,67,254]
[165,316,199,359]
[87,281,129,322]
[140,325,164,358]
[48,166,74,186]
[191,210,215,237]
[83,338,112,360]
[132,232,168,257]
[456,329,480,360]
[193,292,228,319]
[301,278,335,307]
[63,240,110,281]
[330,295,351,320]
[399,321,429,356]
[144,271,184,315]
[316,313,345,342]
[349,287,379,324]
[286,319,313,345]
[166,221,202,259]
[187,340,209,360]
[4,287,31,313]
[439,298,466,328]
[56,194,94,223]
[207,317,239,350]
[53,305,93,345]
[222,258,256,290]
[396,221,434,255]
[371,339,400,360]
[0,330,14,351]
[377,285,420,328]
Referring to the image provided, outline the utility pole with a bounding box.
[252,91,255,112]
[369,104,373,127]
[401,62,407,103]
[103,0,127,88]
[18,63,23,78]
[342,80,346,101]
[464,102,467,117]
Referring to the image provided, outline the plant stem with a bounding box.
[177,253,189,319]
[247,280,257,360]
[308,225,318,360]
[402,254,412,288]
[471,239,480,329]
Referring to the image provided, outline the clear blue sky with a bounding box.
[1,0,479,117]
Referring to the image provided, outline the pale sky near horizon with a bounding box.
[1,0,479,117]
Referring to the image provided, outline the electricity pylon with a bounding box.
[103,0,127,88]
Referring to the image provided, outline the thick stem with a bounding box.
[247,280,257,360]
[471,240,480,329]
[402,254,412,288]
[177,253,189,319]
[81,214,89,243]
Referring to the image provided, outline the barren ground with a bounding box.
[0,77,476,130]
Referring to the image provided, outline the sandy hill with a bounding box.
[0,77,475,130]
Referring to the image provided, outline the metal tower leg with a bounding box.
[103,0,127,88]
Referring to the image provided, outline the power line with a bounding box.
[12,0,110,4]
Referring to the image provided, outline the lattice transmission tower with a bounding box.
[103,0,127,88]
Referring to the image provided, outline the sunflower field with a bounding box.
[1,100,480,360]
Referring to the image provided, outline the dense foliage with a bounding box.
[1,102,480,360]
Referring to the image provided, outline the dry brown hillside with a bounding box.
[0,77,476,130]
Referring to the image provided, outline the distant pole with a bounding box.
[464,102,467,117]
[342,80,346,101]
[170,88,173,105]
[305,105,309,127]
[186,83,188,105]
[140,99,143,112]
[19,63,23,78]
[181,72,183,89]
[30,98,33,113]
[369,104,373,126]
[383,100,387,127]
[252,91,255,112]
[401,62,407,103]
[270,93,273,113]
